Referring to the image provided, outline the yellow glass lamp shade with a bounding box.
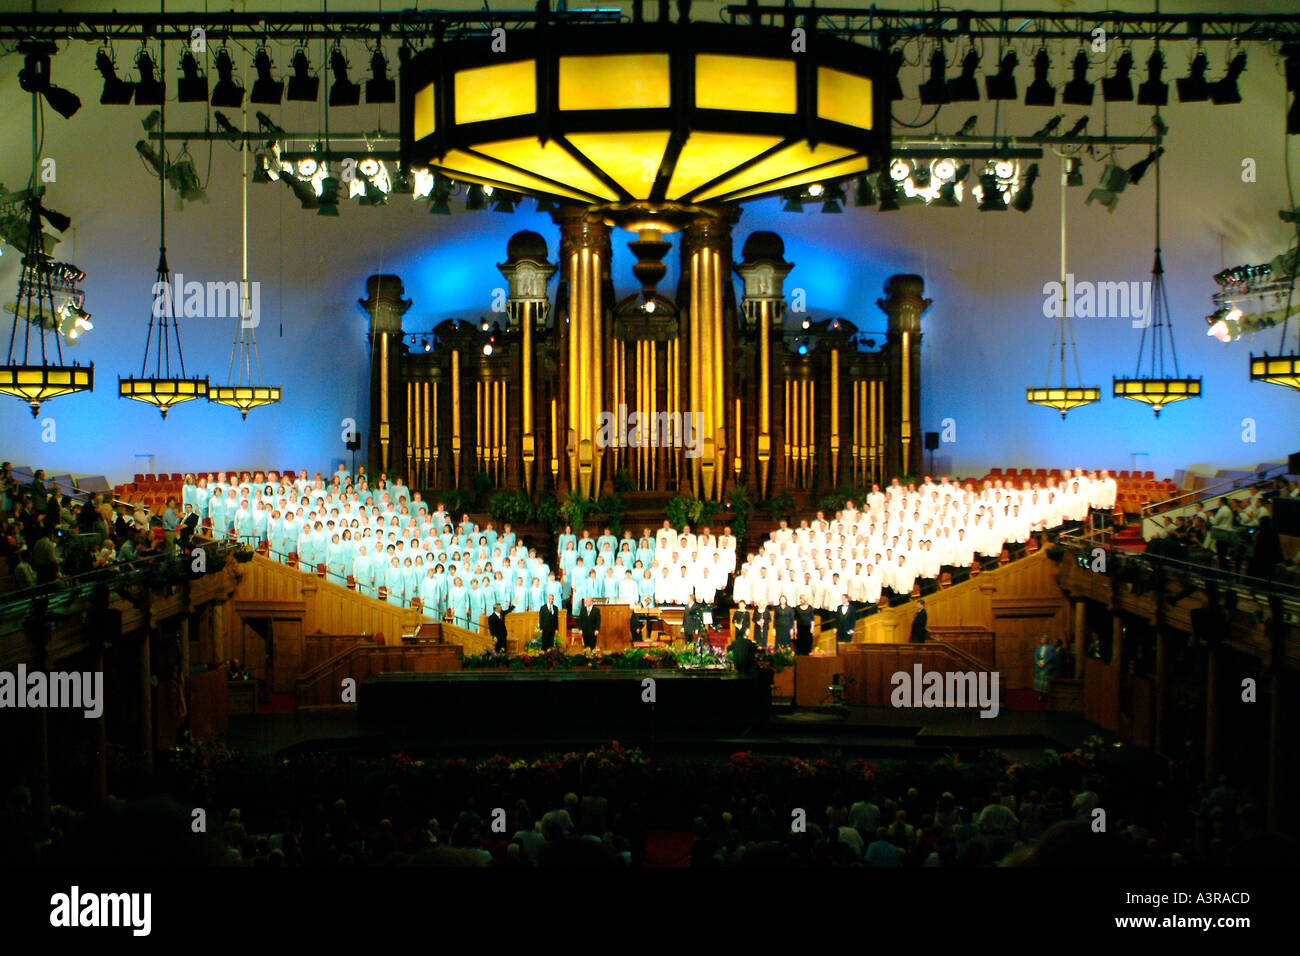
[1026,386,1101,418]
[1249,354,1300,391]
[1113,376,1202,416]
[119,375,209,419]
[402,21,888,207]
[0,363,93,417]
[209,384,282,419]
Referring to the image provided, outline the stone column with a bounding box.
[359,275,413,478]
[877,275,930,480]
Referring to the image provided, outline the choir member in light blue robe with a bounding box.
[384,558,406,606]
[233,503,257,546]
[402,558,419,603]
[276,516,295,562]
[194,479,211,520]
[448,578,470,628]
[617,543,636,570]
[556,525,577,555]
[208,489,230,539]
[597,529,617,555]
[570,574,587,615]
[637,569,657,606]
[181,476,200,515]
[252,502,269,543]
[559,543,578,578]
[326,535,348,582]
[578,534,596,559]
[468,579,489,628]
[482,527,498,551]
[602,568,620,600]
[418,569,441,617]
[527,578,544,612]
[459,516,475,537]
[500,526,516,552]
[545,573,563,605]
[429,565,448,617]
[297,528,316,568]
[340,531,356,578]
[311,524,329,570]
[391,481,410,504]
[510,578,528,613]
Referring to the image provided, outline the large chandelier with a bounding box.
[400,10,888,210]
[119,41,208,417]
[1114,125,1201,415]
[1028,156,1099,417]
[1250,220,1300,391]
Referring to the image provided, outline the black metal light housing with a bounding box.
[134,50,165,105]
[1102,49,1134,102]
[1061,50,1094,106]
[1177,50,1210,102]
[947,48,981,102]
[95,48,135,104]
[365,48,396,103]
[1210,51,1246,105]
[986,50,1019,101]
[17,42,81,119]
[210,48,245,108]
[176,50,208,102]
[250,48,284,104]
[1137,50,1168,106]
[918,48,949,105]
[328,48,360,107]
[1025,49,1056,106]
[286,49,319,102]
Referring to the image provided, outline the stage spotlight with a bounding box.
[1102,49,1134,102]
[250,49,284,104]
[134,50,164,105]
[213,111,241,144]
[977,173,1006,211]
[1065,157,1084,187]
[1086,163,1129,212]
[1287,45,1300,135]
[95,48,135,104]
[17,42,81,119]
[411,166,435,200]
[483,343,494,356]
[796,341,808,356]
[1025,49,1055,106]
[1012,163,1039,212]
[1032,115,1063,138]
[465,184,487,211]
[883,46,905,101]
[350,158,392,205]
[536,196,558,215]
[1137,50,1168,106]
[985,50,1019,101]
[328,48,361,107]
[781,189,804,213]
[423,338,432,352]
[807,183,824,197]
[853,175,876,207]
[492,189,519,213]
[1062,51,1094,106]
[210,48,244,108]
[284,174,319,209]
[1177,49,1210,102]
[177,50,208,102]
[366,48,396,103]
[919,48,949,106]
[801,319,811,330]
[1126,146,1164,185]
[1064,116,1089,138]
[1210,51,1246,105]
[255,111,286,139]
[317,175,341,215]
[287,49,320,102]
[954,115,978,137]
[947,48,980,102]
[877,177,900,212]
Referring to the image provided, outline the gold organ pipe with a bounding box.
[711,249,724,496]
[379,334,390,472]
[568,249,579,489]
[451,350,461,487]
[689,250,701,495]
[550,396,558,481]
[901,330,911,476]
[592,250,603,493]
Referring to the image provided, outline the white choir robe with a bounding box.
[617,578,640,605]
[892,561,917,595]
[732,573,753,605]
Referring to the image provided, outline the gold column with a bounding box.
[406,381,415,481]
[758,300,771,493]
[522,301,534,493]
[430,379,438,480]
[649,340,658,488]
[498,379,507,482]
[689,250,701,495]
[877,381,885,484]
[830,350,839,484]
[451,349,461,487]
[549,397,558,484]
[591,248,604,494]
[901,330,912,476]
[867,380,877,486]
[379,334,390,472]
[568,249,579,490]
[784,379,792,485]
[475,380,483,472]
[711,248,725,497]
[734,397,742,477]
[637,340,647,487]
[802,379,811,486]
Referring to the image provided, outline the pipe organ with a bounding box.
[363,217,928,499]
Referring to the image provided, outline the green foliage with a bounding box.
[612,467,636,494]
[470,470,493,507]
[488,490,534,525]
[665,494,723,530]
[560,490,597,531]
[435,488,467,515]
[762,491,795,521]
[726,482,754,542]
[817,484,870,515]
[534,493,562,533]
[594,492,626,535]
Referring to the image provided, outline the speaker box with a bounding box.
[1274,496,1300,536]
[1289,450,1300,475]
[924,431,940,451]
[346,436,361,451]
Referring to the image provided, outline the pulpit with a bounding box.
[597,603,633,651]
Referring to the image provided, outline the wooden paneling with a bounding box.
[1084,656,1119,731]
[295,645,463,708]
[188,666,229,740]
[794,655,842,706]
[841,643,999,707]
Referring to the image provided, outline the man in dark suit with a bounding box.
[910,599,928,643]
[832,594,856,644]
[576,596,601,651]
[488,602,509,655]
[751,602,771,650]
[538,594,560,650]
[793,597,816,655]
[729,600,756,674]
[772,597,796,651]
[682,594,708,654]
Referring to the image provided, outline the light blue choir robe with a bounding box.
[597,534,617,555]
[354,553,374,594]
[578,540,596,559]
[182,483,199,514]
[570,578,588,615]
[392,483,410,504]
[208,497,230,536]
[617,548,636,570]
[402,565,420,601]
[599,573,618,600]
[559,549,578,577]
[278,521,297,561]
[500,531,516,552]
[267,517,284,555]
[511,583,528,612]
[468,586,490,626]
[384,563,406,605]
[557,532,577,554]
[448,585,470,627]
[545,579,563,604]
[340,542,356,578]
[459,520,475,537]
[637,575,656,605]
[297,531,316,567]
[527,585,544,612]
[482,529,498,550]
[252,505,269,541]
[312,531,330,567]
[233,507,257,545]
[327,543,348,580]
[418,575,441,616]
[194,486,211,519]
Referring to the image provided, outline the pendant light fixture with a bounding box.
[0,49,94,417]
[119,27,209,417]
[1114,112,1202,414]
[209,94,281,417]
[1027,156,1100,417]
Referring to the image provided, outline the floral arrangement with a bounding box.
[461,644,796,672]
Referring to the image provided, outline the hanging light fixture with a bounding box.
[1027,156,1100,417]
[119,39,208,418]
[0,60,94,417]
[210,101,281,418]
[1250,228,1300,391]
[1114,121,1201,415]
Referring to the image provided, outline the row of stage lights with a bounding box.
[96,42,398,108]
[905,43,1248,109]
[781,145,1162,215]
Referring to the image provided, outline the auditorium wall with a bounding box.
[2,43,1295,482]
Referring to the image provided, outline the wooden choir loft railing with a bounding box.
[840,641,1001,708]
[295,639,464,709]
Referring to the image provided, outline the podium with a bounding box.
[596,603,633,651]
